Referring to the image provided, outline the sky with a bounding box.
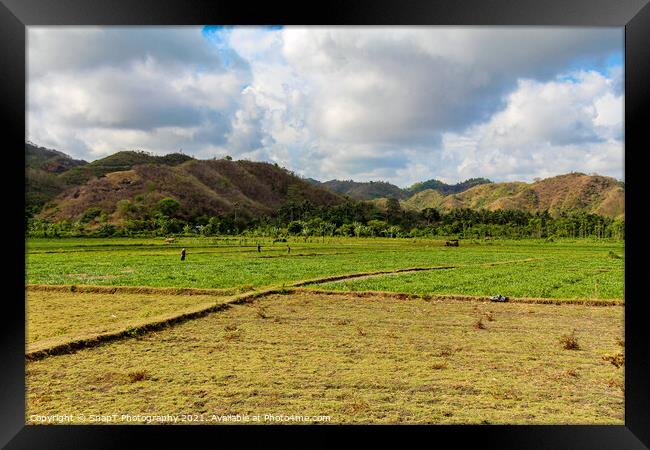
[27,26,624,187]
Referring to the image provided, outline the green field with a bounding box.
[26,237,624,299]
[25,237,625,424]
[313,257,623,300]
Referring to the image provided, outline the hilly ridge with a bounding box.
[311,177,492,200]
[26,143,625,222]
[401,173,624,218]
[37,157,343,223]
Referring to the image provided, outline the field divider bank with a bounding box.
[292,287,624,306]
[26,284,243,296]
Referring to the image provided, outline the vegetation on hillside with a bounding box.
[28,194,624,240]
[25,143,88,216]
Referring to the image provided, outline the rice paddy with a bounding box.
[25,237,625,424]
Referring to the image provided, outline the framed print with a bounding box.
[2,0,649,447]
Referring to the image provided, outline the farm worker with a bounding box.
[257,244,261,252]
[287,245,291,254]
[181,248,186,261]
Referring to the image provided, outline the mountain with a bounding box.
[37,157,343,223]
[25,143,88,213]
[406,177,492,196]
[318,180,407,200]
[58,150,194,185]
[401,173,624,218]
[315,177,491,200]
[26,143,624,222]
[26,142,88,173]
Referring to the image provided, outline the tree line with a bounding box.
[26,196,624,240]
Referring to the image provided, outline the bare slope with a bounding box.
[38,158,343,222]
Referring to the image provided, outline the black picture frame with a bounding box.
[2,0,648,447]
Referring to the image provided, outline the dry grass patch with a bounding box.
[564,369,580,378]
[255,306,269,319]
[26,290,230,350]
[606,378,624,392]
[26,292,623,425]
[430,361,448,370]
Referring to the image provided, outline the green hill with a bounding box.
[26,142,87,173]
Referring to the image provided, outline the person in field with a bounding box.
[180,248,186,261]
[287,245,291,254]
[257,244,261,252]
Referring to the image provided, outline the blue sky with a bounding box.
[27,26,623,186]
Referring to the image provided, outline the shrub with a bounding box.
[157,197,181,217]
[602,352,624,368]
[127,370,151,383]
[89,223,117,237]
[79,207,103,224]
[559,330,580,350]
[287,221,304,235]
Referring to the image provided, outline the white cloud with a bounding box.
[28,27,252,159]
[434,69,623,182]
[27,26,624,185]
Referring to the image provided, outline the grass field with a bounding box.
[25,237,625,424]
